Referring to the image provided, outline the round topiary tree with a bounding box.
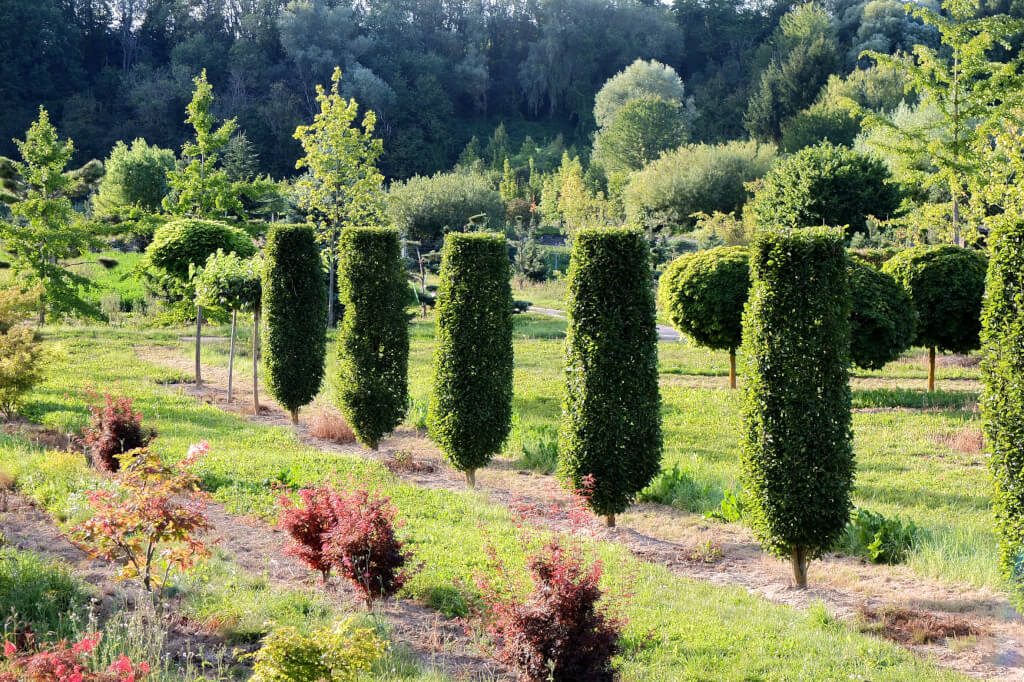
[847,257,916,371]
[428,232,513,487]
[145,218,255,387]
[194,250,262,405]
[262,224,328,424]
[658,246,749,388]
[982,218,1024,607]
[741,226,853,588]
[882,245,988,391]
[559,228,662,527]
[335,227,410,450]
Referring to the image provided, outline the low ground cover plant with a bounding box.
[81,393,157,472]
[842,508,924,565]
[248,618,385,682]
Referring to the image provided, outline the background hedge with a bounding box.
[559,228,662,525]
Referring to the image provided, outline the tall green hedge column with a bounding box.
[335,227,409,450]
[428,232,513,487]
[741,227,853,588]
[262,224,328,424]
[982,219,1024,607]
[559,228,662,528]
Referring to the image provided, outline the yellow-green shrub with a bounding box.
[249,618,385,682]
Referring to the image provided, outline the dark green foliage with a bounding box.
[428,233,513,482]
[335,228,410,449]
[882,245,987,354]
[559,228,662,521]
[146,218,255,291]
[780,103,861,152]
[387,172,505,241]
[848,258,916,370]
[262,224,328,421]
[842,508,923,565]
[981,219,1024,605]
[658,246,749,353]
[749,142,902,236]
[740,227,853,585]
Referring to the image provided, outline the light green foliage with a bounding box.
[262,224,328,421]
[0,108,101,323]
[843,508,923,564]
[429,233,513,482]
[163,70,243,219]
[0,288,44,418]
[848,258,916,370]
[780,101,861,152]
[593,59,688,129]
[592,96,688,173]
[145,218,255,296]
[624,141,775,232]
[559,228,661,520]
[0,548,89,643]
[499,158,520,202]
[93,138,175,217]
[749,142,901,236]
[387,171,503,241]
[981,218,1024,607]
[741,227,853,584]
[335,228,409,449]
[882,245,987,354]
[194,250,261,313]
[659,247,749,354]
[250,618,386,682]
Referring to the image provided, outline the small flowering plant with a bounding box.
[68,442,212,597]
[0,634,150,681]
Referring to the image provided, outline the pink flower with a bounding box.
[186,441,210,459]
[3,641,15,657]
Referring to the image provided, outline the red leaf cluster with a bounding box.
[0,634,150,682]
[81,393,156,472]
[279,486,340,583]
[478,540,622,682]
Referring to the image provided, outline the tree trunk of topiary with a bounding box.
[327,250,336,327]
[790,547,808,588]
[465,469,476,488]
[928,346,936,393]
[729,350,737,390]
[195,305,203,387]
[605,514,616,528]
[252,305,260,415]
[227,309,236,402]
[290,408,299,425]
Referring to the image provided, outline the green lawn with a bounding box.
[0,324,967,680]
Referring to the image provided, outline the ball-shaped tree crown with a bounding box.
[847,256,916,370]
[146,218,255,285]
[658,246,749,352]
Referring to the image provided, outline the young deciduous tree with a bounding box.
[882,245,987,391]
[92,138,175,218]
[0,108,102,325]
[559,228,661,526]
[262,224,328,424]
[659,247,749,388]
[293,66,387,327]
[428,233,513,487]
[335,227,409,449]
[741,227,853,588]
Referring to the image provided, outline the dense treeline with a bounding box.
[0,0,961,180]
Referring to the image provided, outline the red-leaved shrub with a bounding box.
[478,540,622,682]
[279,485,341,583]
[0,634,150,682]
[323,488,415,608]
[82,393,156,472]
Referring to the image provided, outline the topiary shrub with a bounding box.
[334,228,409,450]
[882,245,987,391]
[741,227,853,588]
[262,224,328,423]
[249,618,385,682]
[81,393,157,472]
[428,233,513,487]
[559,228,662,526]
[982,218,1024,607]
[847,257,916,371]
[658,246,749,388]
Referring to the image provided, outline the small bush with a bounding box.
[707,489,746,523]
[478,541,622,682]
[842,509,924,564]
[81,393,157,472]
[308,411,356,444]
[638,464,715,513]
[249,618,385,682]
[0,634,151,682]
[323,488,415,608]
[278,485,341,583]
[0,288,44,419]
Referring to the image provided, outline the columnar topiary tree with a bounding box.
[262,224,328,424]
[559,228,662,527]
[658,246,749,388]
[428,232,513,487]
[882,245,987,391]
[741,227,853,588]
[847,258,916,371]
[981,218,1024,606]
[335,227,409,449]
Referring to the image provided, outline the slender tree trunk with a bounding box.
[327,252,336,327]
[928,346,936,393]
[252,305,260,415]
[790,546,808,588]
[195,305,203,387]
[729,350,737,390]
[952,193,962,247]
[227,309,236,402]
[605,514,616,528]
[465,469,476,488]
[290,408,299,425]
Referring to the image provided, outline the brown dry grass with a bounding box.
[932,426,986,454]
[308,410,356,444]
[935,354,982,369]
[860,606,981,645]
